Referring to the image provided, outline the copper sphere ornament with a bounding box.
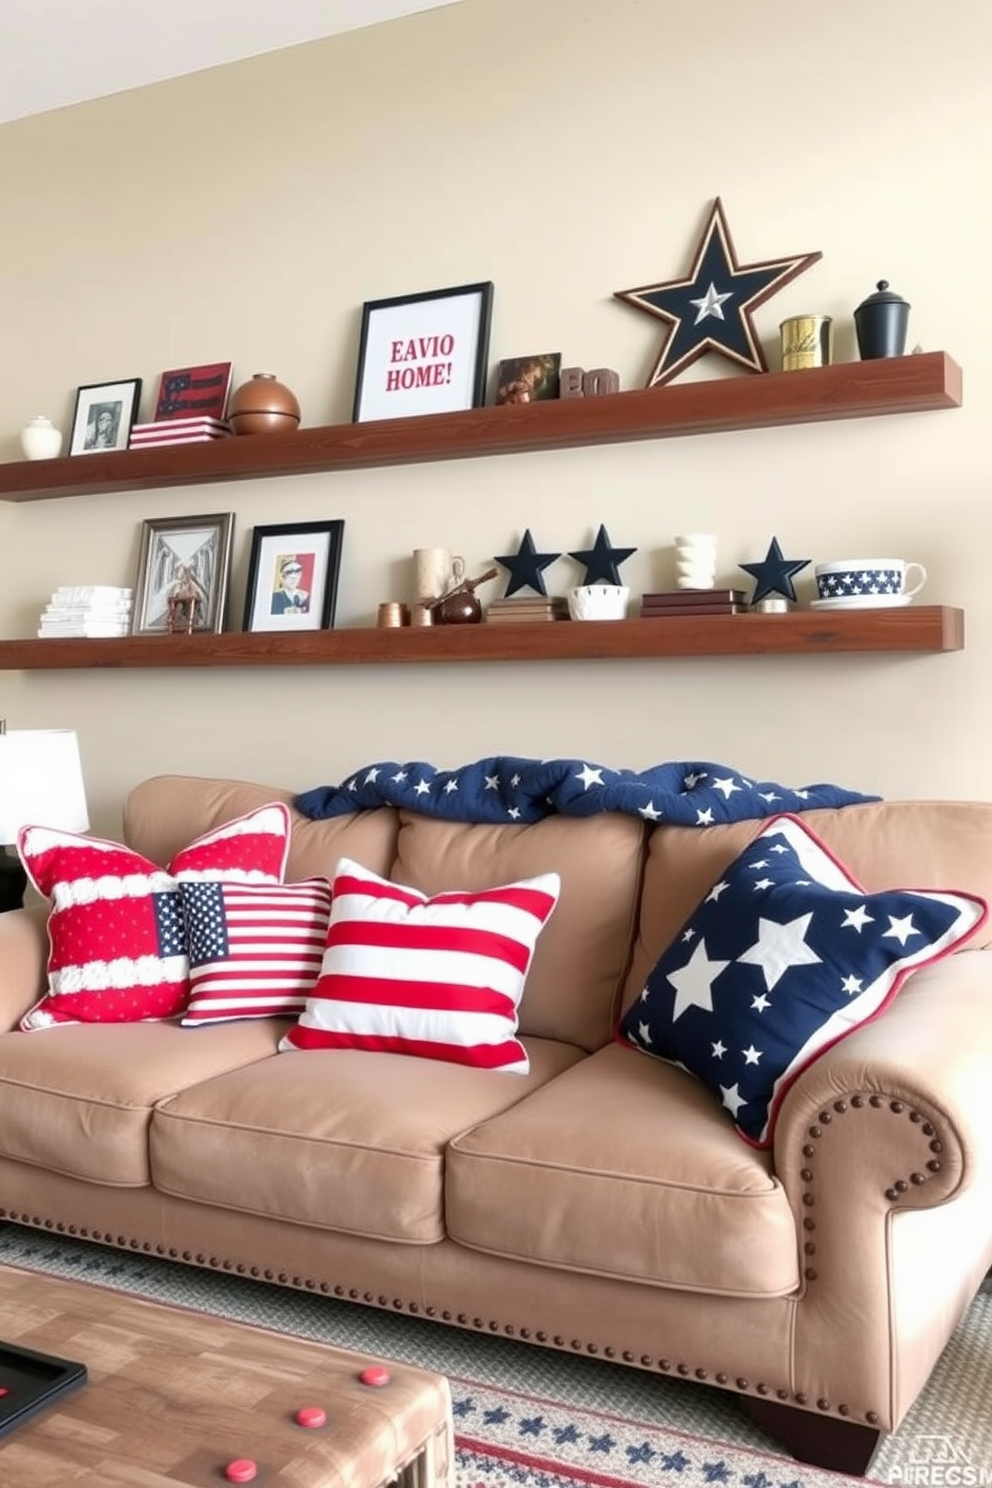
[228,372,301,435]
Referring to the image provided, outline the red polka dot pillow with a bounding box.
[17,803,291,1030]
[280,856,561,1071]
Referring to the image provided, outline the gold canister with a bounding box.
[780,315,833,372]
[376,601,409,628]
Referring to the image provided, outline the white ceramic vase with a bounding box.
[20,416,64,460]
[674,533,717,590]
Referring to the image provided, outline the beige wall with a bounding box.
[0,0,988,834]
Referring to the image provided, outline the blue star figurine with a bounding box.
[494,529,561,597]
[614,198,821,387]
[739,537,810,605]
[568,524,637,586]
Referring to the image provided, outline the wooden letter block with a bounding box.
[558,367,620,398]
[559,366,586,398]
[583,367,620,395]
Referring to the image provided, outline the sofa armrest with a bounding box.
[775,948,992,1202]
[771,948,992,1428]
[0,904,49,1032]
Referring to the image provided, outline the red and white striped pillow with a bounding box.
[181,877,333,1025]
[279,857,561,1072]
[17,804,290,1030]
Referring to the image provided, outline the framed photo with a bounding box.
[352,280,493,423]
[69,378,142,455]
[495,353,562,405]
[153,361,232,422]
[242,520,345,633]
[131,512,234,636]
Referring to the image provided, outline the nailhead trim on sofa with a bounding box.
[0,1092,944,1433]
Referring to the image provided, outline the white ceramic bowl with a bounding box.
[567,585,629,621]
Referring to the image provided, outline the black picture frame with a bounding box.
[352,280,494,423]
[242,519,345,632]
[68,377,142,455]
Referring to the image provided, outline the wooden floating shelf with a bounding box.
[0,609,963,670]
[0,353,962,504]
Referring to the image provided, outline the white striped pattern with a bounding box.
[280,858,560,1071]
[49,953,190,995]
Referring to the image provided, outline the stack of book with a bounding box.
[129,417,233,448]
[487,595,569,623]
[38,586,134,638]
[640,588,748,618]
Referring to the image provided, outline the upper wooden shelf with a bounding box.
[0,608,963,670]
[0,353,962,504]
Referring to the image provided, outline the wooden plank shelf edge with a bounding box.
[0,608,963,670]
[0,353,962,503]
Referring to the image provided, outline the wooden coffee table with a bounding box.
[0,1263,453,1486]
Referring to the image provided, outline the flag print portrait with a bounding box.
[242,519,345,634]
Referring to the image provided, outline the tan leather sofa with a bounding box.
[2,773,992,1476]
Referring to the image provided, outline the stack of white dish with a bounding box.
[38,586,133,638]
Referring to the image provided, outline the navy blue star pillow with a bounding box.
[617,814,987,1147]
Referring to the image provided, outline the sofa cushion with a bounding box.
[279,858,559,1072]
[150,1035,583,1243]
[181,878,333,1025]
[0,1020,281,1186]
[123,775,400,888]
[617,813,986,1146]
[17,805,291,1031]
[445,1042,799,1297]
[390,809,645,1050]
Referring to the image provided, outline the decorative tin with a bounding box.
[780,315,833,371]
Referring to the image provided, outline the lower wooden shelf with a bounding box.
[0,608,963,669]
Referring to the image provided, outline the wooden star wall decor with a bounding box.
[614,198,822,387]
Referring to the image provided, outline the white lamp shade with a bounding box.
[0,729,90,842]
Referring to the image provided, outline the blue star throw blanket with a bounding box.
[294,758,878,827]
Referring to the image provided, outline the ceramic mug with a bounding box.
[413,547,466,603]
[814,559,927,600]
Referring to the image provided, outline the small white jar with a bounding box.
[20,416,64,460]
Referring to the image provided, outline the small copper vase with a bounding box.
[228,372,301,435]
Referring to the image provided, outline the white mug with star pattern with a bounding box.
[814,558,926,601]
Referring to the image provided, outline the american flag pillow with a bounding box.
[618,813,987,1147]
[279,857,561,1072]
[180,877,333,1025]
[17,803,291,1031]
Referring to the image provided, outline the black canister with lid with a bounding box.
[853,280,911,359]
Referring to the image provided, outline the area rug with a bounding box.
[1,1224,990,1488]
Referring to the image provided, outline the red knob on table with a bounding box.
[225,1459,258,1483]
[296,1405,327,1428]
[359,1365,391,1388]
